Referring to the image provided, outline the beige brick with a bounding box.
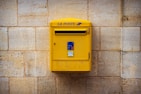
[87,77,121,94]
[10,77,37,94]
[24,51,36,76]
[18,16,48,26]
[56,77,71,94]
[0,27,8,50]
[9,27,35,50]
[123,79,141,94]
[98,51,120,76]
[122,52,141,78]
[0,0,17,26]
[71,78,86,94]
[0,51,24,76]
[48,0,87,22]
[25,51,48,76]
[36,27,49,50]
[0,78,9,94]
[92,27,100,50]
[89,0,121,26]
[122,27,140,51]
[101,27,121,50]
[38,77,56,94]
[123,0,141,26]
[87,51,97,76]
[18,0,48,26]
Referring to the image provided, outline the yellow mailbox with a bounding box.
[50,18,92,71]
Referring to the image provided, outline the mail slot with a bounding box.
[50,18,92,71]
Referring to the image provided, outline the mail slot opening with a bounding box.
[55,31,86,33]
[55,31,87,35]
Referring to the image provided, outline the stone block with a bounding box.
[10,77,37,94]
[98,51,121,76]
[70,78,86,94]
[0,78,9,94]
[101,27,121,50]
[56,77,71,94]
[24,51,48,76]
[9,27,35,50]
[48,0,87,22]
[92,27,100,50]
[0,27,8,50]
[38,77,56,94]
[122,27,140,51]
[89,0,121,26]
[123,0,141,26]
[87,77,121,94]
[18,0,48,26]
[0,0,17,26]
[36,27,49,50]
[122,78,141,94]
[122,52,141,78]
[0,51,24,76]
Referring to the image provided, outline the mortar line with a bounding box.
[7,27,9,51]
[35,27,36,51]
[47,0,48,26]
[87,0,89,20]
[8,77,10,94]
[17,0,18,26]
[120,0,123,27]
[140,27,141,51]
[99,27,101,51]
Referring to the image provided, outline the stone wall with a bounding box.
[0,0,141,94]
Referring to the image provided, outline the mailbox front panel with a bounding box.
[50,18,92,71]
[53,28,90,60]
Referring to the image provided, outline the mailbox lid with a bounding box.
[50,18,91,27]
[52,28,91,60]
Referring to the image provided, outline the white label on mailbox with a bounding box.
[68,51,73,56]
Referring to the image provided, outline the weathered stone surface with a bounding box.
[24,51,36,76]
[123,0,141,26]
[70,78,86,94]
[123,78,141,94]
[89,0,121,26]
[9,27,35,50]
[87,51,97,76]
[92,27,100,50]
[57,77,86,94]
[101,27,121,50]
[122,27,140,51]
[18,16,48,26]
[98,51,120,76]
[56,77,71,94]
[10,77,37,94]
[0,0,17,26]
[87,77,121,94]
[48,0,87,22]
[36,27,49,50]
[122,52,141,78]
[0,51,24,76]
[38,77,56,94]
[18,0,48,26]
[0,78,9,94]
[25,51,48,76]
[0,27,8,50]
